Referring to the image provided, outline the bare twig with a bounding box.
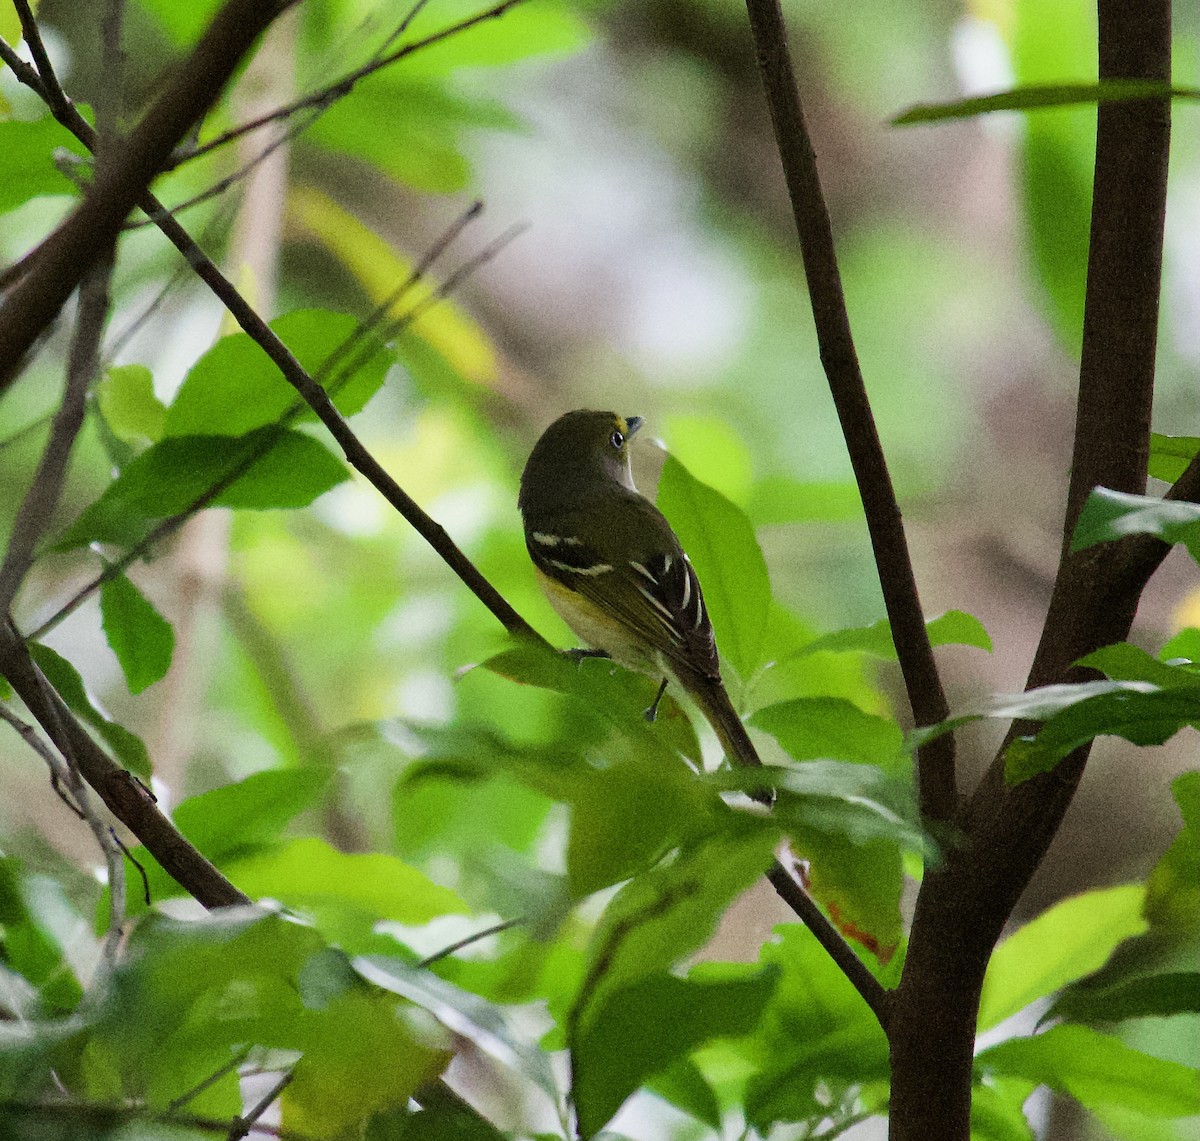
[0,0,300,392]
[171,0,530,169]
[416,917,524,967]
[229,1071,293,1141]
[744,0,956,823]
[0,259,112,615]
[766,859,891,1029]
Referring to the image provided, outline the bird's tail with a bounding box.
[685,670,775,806]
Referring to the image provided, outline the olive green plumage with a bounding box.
[519,409,772,805]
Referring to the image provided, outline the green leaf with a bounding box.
[744,924,889,1130]
[228,837,469,925]
[572,967,777,1138]
[1160,627,1200,665]
[29,643,150,777]
[799,609,992,659]
[970,1077,1036,1141]
[1071,487,1200,559]
[56,429,349,549]
[1004,684,1200,783]
[0,859,85,1014]
[164,309,391,438]
[355,955,561,1106]
[892,81,1195,125]
[99,573,174,694]
[0,115,87,211]
[646,1058,723,1132]
[746,477,865,526]
[1045,972,1200,1024]
[95,365,166,446]
[1078,643,1200,688]
[751,697,905,766]
[1149,434,1200,483]
[570,823,779,1043]
[136,0,222,43]
[1145,772,1200,934]
[978,1024,1200,1117]
[978,884,1148,1031]
[657,453,771,680]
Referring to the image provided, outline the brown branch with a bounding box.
[0,258,112,615]
[767,859,892,1029]
[0,0,298,392]
[743,0,956,824]
[0,620,250,909]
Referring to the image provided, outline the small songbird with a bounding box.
[518,409,773,804]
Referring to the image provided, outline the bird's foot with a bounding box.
[643,677,669,723]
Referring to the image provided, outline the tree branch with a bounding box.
[767,859,892,1029]
[0,621,250,909]
[0,0,298,392]
[743,0,956,823]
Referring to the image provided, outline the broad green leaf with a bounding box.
[799,609,992,659]
[288,187,496,385]
[1005,685,1200,783]
[1078,643,1200,688]
[0,859,85,1014]
[283,985,451,1137]
[95,365,166,446]
[136,0,222,43]
[570,822,779,1041]
[1145,772,1200,934]
[970,1077,1037,1141]
[892,81,1194,125]
[744,924,889,1130]
[99,573,174,694]
[1045,972,1200,1024]
[657,453,771,681]
[0,116,87,211]
[355,955,561,1105]
[164,309,390,438]
[746,477,864,526]
[663,416,753,505]
[572,967,777,1138]
[751,697,904,766]
[978,884,1147,1031]
[1012,0,1096,354]
[1072,488,1200,559]
[646,1057,723,1132]
[1160,627,1200,664]
[388,0,588,77]
[365,1083,509,1140]
[29,643,150,777]
[173,768,330,859]
[56,429,349,549]
[229,838,469,925]
[1149,434,1200,483]
[978,1024,1200,1117]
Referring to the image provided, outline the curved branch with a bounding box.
[0,621,249,909]
[0,0,299,392]
[744,0,955,822]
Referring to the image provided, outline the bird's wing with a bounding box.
[526,496,721,680]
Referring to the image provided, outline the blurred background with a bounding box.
[1,0,1197,1135]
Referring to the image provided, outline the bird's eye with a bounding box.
[610,429,624,449]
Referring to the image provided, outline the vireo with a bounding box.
[519,409,773,804]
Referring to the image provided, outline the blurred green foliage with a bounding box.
[1,0,1198,1137]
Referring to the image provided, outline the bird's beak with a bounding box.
[624,416,644,437]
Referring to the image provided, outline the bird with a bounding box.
[518,409,773,805]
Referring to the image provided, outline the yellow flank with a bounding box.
[534,567,657,674]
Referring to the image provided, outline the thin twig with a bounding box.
[416,917,524,967]
[167,1047,255,1113]
[229,1071,293,1141]
[744,0,956,823]
[0,260,112,615]
[171,0,530,169]
[0,701,71,786]
[766,858,891,1029]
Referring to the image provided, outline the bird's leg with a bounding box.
[564,648,610,665]
[644,677,669,723]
